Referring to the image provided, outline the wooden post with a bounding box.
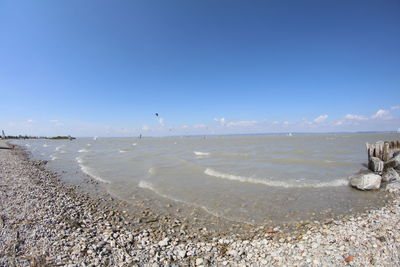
[366,140,400,162]
[383,142,390,162]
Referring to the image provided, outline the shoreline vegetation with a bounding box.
[1,141,400,265]
[49,136,76,140]
[0,135,76,140]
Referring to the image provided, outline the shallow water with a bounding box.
[13,133,398,224]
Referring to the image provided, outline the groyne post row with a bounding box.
[366,140,400,162]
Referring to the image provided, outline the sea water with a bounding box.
[13,133,398,224]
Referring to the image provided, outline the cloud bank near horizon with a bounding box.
[2,107,400,137]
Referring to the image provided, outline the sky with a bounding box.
[0,0,399,137]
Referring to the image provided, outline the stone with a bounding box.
[195,258,204,265]
[349,170,381,190]
[158,237,170,247]
[383,180,400,192]
[228,249,238,257]
[385,154,400,170]
[368,157,384,172]
[382,167,400,182]
[177,250,186,258]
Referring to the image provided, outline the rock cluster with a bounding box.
[2,144,400,266]
[350,150,400,191]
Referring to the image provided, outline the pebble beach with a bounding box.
[1,140,400,266]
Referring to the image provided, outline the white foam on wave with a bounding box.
[194,151,210,156]
[204,168,348,188]
[25,144,31,148]
[75,156,111,184]
[132,143,137,146]
[138,180,154,190]
[119,149,128,153]
[43,144,48,147]
[148,167,156,175]
[78,149,89,153]
[50,155,58,161]
[55,145,65,151]
[87,144,91,147]
[138,180,239,223]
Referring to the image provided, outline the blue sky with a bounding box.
[1,0,399,136]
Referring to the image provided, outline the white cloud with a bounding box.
[313,114,328,123]
[158,117,165,127]
[26,119,34,124]
[193,124,207,129]
[142,125,150,131]
[214,117,226,126]
[283,121,289,126]
[181,125,189,129]
[344,114,368,121]
[333,120,343,126]
[371,109,389,119]
[227,120,257,127]
[391,106,400,110]
[50,119,64,126]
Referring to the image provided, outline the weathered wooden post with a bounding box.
[383,142,390,162]
[366,140,400,172]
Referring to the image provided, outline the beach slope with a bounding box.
[1,140,400,266]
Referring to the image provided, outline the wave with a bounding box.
[267,150,307,155]
[78,149,89,153]
[43,144,48,147]
[194,151,210,156]
[138,180,243,223]
[219,152,249,158]
[148,167,156,175]
[75,157,111,184]
[25,144,31,148]
[132,143,137,146]
[118,149,128,153]
[50,155,58,161]
[55,145,65,151]
[204,168,348,188]
[87,144,91,147]
[269,158,354,166]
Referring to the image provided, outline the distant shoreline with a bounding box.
[5,130,394,139]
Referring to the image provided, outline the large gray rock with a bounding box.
[382,167,400,182]
[385,154,400,169]
[368,157,384,172]
[349,170,382,190]
[383,180,400,193]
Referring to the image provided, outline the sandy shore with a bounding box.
[1,140,400,266]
